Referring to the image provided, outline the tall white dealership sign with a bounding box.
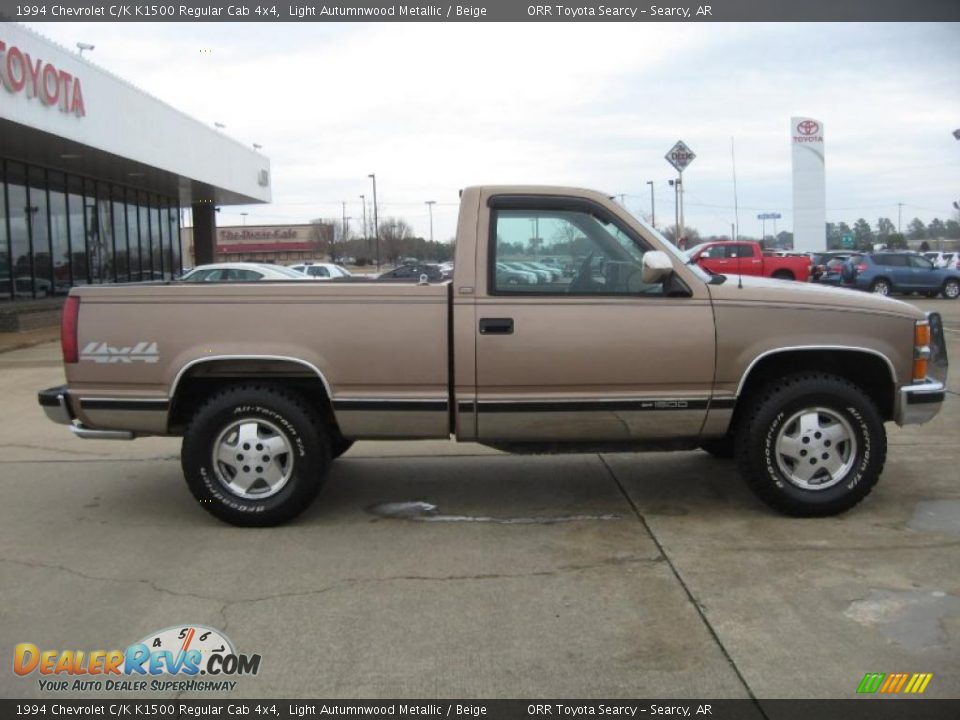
[791,117,826,252]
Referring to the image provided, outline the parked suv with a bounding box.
[842,252,960,299]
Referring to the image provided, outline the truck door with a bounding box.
[472,193,716,443]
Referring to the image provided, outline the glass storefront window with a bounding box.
[112,188,129,281]
[0,163,9,301]
[138,196,153,280]
[28,167,53,297]
[67,174,89,286]
[169,207,182,276]
[48,172,71,293]
[151,198,164,279]
[7,163,32,298]
[126,191,140,281]
[0,159,181,296]
[96,182,114,283]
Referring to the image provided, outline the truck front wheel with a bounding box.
[735,373,886,517]
[181,384,330,526]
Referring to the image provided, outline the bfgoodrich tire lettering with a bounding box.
[735,372,886,517]
[182,384,330,526]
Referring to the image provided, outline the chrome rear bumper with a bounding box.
[38,385,72,425]
[37,385,135,440]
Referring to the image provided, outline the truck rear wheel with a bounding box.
[771,270,794,281]
[735,373,886,517]
[181,384,330,526]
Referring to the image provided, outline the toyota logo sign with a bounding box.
[797,120,819,136]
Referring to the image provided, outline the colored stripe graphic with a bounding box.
[858,672,933,695]
[857,673,885,694]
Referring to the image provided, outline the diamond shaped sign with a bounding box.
[665,140,696,173]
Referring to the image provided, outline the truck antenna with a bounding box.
[732,136,743,289]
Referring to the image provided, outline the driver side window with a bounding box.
[491,207,660,295]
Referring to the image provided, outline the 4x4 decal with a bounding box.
[80,342,159,364]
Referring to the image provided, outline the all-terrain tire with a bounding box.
[181,383,330,526]
[734,372,886,517]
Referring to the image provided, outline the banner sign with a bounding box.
[1,0,958,22]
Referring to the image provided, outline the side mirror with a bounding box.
[642,251,674,283]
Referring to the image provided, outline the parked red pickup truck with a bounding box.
[686,241,812,282]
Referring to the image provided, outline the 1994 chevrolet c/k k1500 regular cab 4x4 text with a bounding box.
[38,186,949,526]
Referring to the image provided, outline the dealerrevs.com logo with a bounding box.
[13,625,261,693]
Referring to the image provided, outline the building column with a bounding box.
[192,201,217,265]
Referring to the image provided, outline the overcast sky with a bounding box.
[26,21,960,241]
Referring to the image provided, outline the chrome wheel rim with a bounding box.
[873,281,889,295]
[212,418,294,499]
[945,281,959,299]
[774,407,857,491]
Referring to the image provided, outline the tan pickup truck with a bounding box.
[38,186,949,526]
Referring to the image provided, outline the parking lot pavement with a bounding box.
[1,298,958,700]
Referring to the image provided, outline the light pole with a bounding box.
[897,202,904,234]
[77,42,94,57]
[359,194,367,245]
[240,212,248,226]
[679,172,685,246]
[646,180,655,228]
[368,174,380,269]
[425,200,436,243]
[340,202,352,263]
[668,178,681,245]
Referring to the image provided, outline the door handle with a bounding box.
[479,318,514,335]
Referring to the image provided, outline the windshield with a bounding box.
[617,210,712,283]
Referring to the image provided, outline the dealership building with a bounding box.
[0,22,270,306]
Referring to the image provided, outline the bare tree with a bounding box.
[379,217,415,264]
[309,219,335,261]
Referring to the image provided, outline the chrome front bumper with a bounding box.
[897,380,946,426]
[37,385,135,440]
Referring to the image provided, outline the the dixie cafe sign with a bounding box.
[0,39,85,117]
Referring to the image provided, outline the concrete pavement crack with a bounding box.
[598,454,769,717]
[2,553,659,619]
[1,557,227,607]
[721,540,960,553]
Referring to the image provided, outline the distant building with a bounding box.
[182,223,334,267]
